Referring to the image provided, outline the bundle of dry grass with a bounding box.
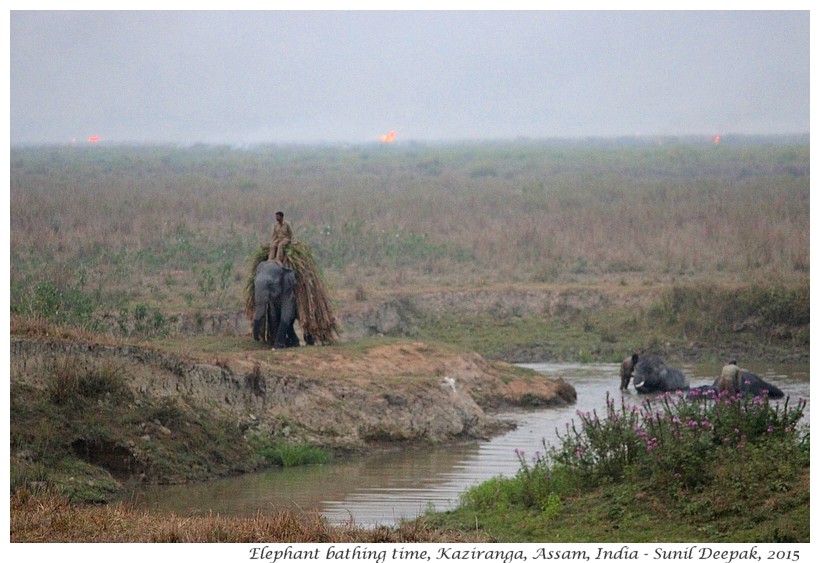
[244,242,338,345]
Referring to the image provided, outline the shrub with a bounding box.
[256,440,332,467]
[11,279,98,328]
[657,283,809,339]
[47,356,130,406]
[462,390,808,516]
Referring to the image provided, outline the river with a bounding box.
[128,360,809,527]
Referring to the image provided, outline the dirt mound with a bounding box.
[11,336,576,487]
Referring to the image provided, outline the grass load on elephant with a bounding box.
[244,242,339,346]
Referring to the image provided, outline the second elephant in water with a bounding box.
[631,355,689,394]
[713,363,784,399]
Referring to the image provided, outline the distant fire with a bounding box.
[713,135,720,144]
[88,135,100,143]
[380,130,396,143]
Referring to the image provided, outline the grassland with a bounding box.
[9,137,810,542]
[10,139,809,357]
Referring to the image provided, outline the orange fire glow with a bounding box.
[380,130,396,143]
[88,135,101,143]
[713,135,720,144]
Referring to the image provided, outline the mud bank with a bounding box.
[10,336,576,490]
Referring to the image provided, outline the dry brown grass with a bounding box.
[10,488,489,543]
[10,143,809,320]
[9,316,124,345]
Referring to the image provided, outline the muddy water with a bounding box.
[128,361,809,527]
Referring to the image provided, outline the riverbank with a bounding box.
[10,323,576,503]
[10,275,810,540]
[336,280,809,365]
[11,276,809,499]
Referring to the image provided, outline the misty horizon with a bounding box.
[10,10,810,146]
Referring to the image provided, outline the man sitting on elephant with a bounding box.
[267,211,293,264]
[716,360,742,394]
[714,360,784,398]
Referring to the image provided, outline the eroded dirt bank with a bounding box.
[11,335,576,490]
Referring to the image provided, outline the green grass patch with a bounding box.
[256,440,332,467]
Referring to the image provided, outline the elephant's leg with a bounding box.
[274,297,297,348]
[268,305,281,346]
[252,302,268,341]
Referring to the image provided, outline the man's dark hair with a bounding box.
[275,211,284,217]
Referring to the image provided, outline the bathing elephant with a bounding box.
[711,368,785,399]
[631,355,689,394]
[253,260,299,349]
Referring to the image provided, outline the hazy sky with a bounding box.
[9,9,810,145]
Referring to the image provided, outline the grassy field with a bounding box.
[10,139,809,325]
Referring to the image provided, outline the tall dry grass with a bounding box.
[10,488,488,542]
[10,142,809,318]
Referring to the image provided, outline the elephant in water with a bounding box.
[631,355,689,394]
[253,260,299,349]
[711,362,785,398]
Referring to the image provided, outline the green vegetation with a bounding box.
[427,391,809,542]
[255,439,333,467]
[415,281,809,363]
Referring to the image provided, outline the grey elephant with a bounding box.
[631,355,689,394]
[253,260,300,349]
[711,367,785,399]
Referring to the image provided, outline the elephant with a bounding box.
[253,260,300,349]
[631,354,689,394]
[710,368,785,399]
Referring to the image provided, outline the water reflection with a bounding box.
[128,361,809,527]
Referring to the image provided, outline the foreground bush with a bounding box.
[452,391,809,542]
[552,391,807,491]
